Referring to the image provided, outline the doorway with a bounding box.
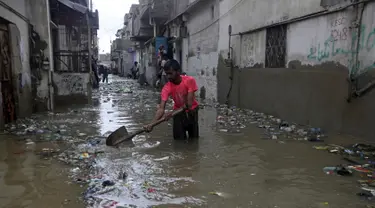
[0,22,16,124]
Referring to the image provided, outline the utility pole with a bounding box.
[90,0,93,11]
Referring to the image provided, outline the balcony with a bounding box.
[112,38,133,52]
[149,0,172,24]
[131,4,153,41]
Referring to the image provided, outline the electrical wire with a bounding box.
[189,0,246,36]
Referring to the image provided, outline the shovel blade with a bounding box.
[106,126,129,146]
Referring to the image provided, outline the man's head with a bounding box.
[163,59,181,84]
[134,61,138,66]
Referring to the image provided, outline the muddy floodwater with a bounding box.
[0,75,373,208]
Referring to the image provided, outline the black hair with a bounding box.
[161,54,169,61]
[163,59,181,72]
[134,61,138,65]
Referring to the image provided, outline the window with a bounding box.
[265,24,287,68]
[211,5,215,19]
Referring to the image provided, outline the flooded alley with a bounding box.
[0,75,373,208]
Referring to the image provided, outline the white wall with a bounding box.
[218,0,324,57]
[287,2,375,75]
[182,38,189,72]
[186,0,219,101]
[216,0,375,76]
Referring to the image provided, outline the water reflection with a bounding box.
[1,139,32,207]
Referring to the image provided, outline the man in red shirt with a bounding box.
[144,59,199,140]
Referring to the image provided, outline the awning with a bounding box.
[58,0,88,14]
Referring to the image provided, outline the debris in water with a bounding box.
[209,191,231,198]
[154,156,169,161]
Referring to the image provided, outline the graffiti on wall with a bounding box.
[56,74,85,95]
[306,16,375,74]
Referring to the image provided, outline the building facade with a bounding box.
[119,0,173,86]
[0,0,35,128]
[0,0,98,128]
[216,0,375,139]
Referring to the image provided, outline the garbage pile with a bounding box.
[214,104,325,142]
[58,135,204,208]
[314,143,375,199]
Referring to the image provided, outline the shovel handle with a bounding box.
[113,108,184,146]
[148,108,184,128]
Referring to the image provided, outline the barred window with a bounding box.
[265,24,287,68]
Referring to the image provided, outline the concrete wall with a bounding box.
[218,56,375,140]
[218,0,324,56]
[53,73,90,105]
[217,2,375,140]
[144,44,157,85]
[25,0,51,111]
[186,0,219,101]
[120,51,133,77]
[0,0,33,118]
[287,3,375,76]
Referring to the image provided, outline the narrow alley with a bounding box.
[0,75,373,208]
[1,0,375,207]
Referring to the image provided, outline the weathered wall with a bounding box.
[119,52,133,77]
[238,30,266,68]
[287,2,375,75]
[53,73,90,105]
[218,0,324,56]
[186,0,219,101]
[217,2,375,140]
[218,60,375,140]
[26,0,51,111]
[144,44,157,86]
[0,0,32,118]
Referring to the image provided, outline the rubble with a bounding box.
[213,104,326,142]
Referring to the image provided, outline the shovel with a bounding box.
[106,108,184,146]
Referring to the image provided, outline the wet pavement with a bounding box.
[1,75,374,208]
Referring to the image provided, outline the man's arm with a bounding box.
[152,100,166,122]
[153,84,170,121]
[144,85,170,132]
[186,77,198,110]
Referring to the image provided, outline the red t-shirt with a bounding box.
[161,75,199,110]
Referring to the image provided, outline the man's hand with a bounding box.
[143,124,153,132]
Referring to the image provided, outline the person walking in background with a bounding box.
[91,57,99,88]
[131,61,139,79]
[102,66,109,83]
